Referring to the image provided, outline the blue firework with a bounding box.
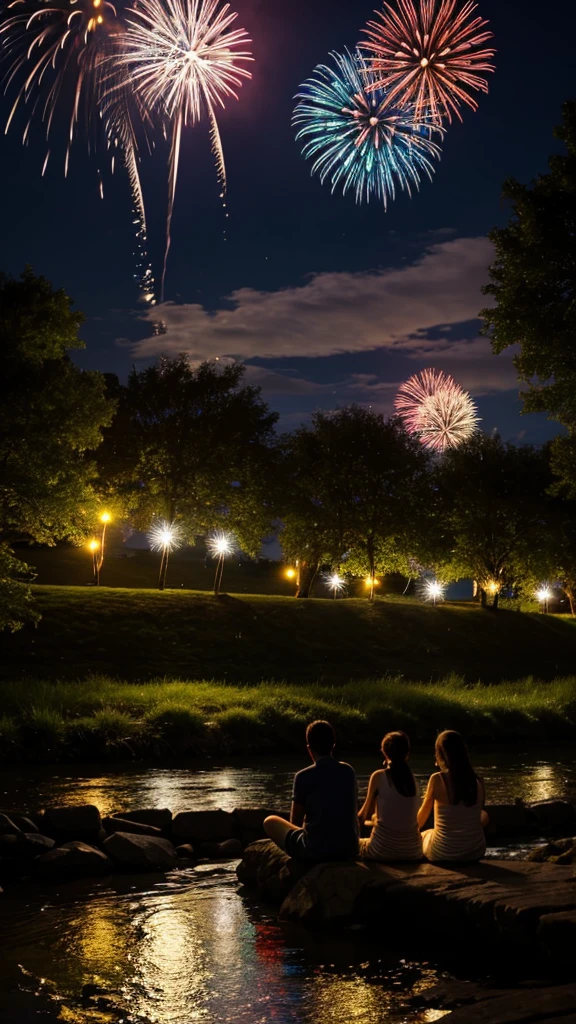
[293,48,442,207]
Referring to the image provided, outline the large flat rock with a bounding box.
[237,841,576,963]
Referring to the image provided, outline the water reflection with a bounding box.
[0,870,452,1024]
[1,749,575,818]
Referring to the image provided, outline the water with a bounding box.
[1,747,575,816]
[0,749,574,1024]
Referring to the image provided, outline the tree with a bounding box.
[279,407,429,599]
[0,545,39,632]
[481,102,576,493]
[100,357,278,554]
[0,268,115,546]
[434,434,551,608]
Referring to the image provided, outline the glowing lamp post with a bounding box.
[88,539,100,586]
[95,511,111,584]
[326,572,346,600]
[536,586,551,614]
[364,575,380,601]
[422,578,445,606]
[208,532,235,596]
[285,568,296,580]
[148,520,183,591]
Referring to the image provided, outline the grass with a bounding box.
[2,585,576,684]
[1,675,575,762]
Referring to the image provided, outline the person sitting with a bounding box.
[264,719,359,863]
[358,731,423,862]
[418,729,489,863]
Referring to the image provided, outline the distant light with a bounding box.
[364,576,380,587]
[487,580,499,594]
[148,520,183,552]
[536,587,551,603]
[88,539,99,552]
[286,568,296,580]
[427,581,444,601]
[100,511,111,524]
[325,572,347,596]
[207,532,234,558]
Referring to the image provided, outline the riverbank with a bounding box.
[2,586,576,683]
[1,675,576,762]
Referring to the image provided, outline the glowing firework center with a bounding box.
[395,367,479,452]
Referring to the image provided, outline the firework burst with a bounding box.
[293,48,442,206]
[395,367,479,451]
[116,0,252,299]
[360,0,495,124]
[0,0,156,302]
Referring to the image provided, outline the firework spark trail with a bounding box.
[395,367,479,451]
[360,0,495,123]
[0,0,157,302]
[293,48,442,207]
[116,0,252,300]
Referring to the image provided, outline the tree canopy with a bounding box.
[482,101,576,493]
[100,357,278,554]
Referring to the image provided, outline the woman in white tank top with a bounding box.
[358,731,423,862]
[418,730,489,863]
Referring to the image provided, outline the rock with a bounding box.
[280,860,377,925]
[483,802,532,836]
[528,836,576,863]
[233,808,277,846]
[196,838,243,860]
[34,841,112,878]
[441,983,576,1022]
[113,808,172,831]
[103,832,177,871]
[173,809,236,843]
[0,813,20,836]
[237,839,309,903]
[0,811,39,833]
[537,909,576,962]
[175,843,196,858]
[0,833,55,859]
[529,799,576,831]
[43,804,102,843]
[102,816,162,838]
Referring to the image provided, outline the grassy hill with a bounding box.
[2,585,576,684]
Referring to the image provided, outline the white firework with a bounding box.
[395,368,479,451]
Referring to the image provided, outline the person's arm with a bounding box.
[290,772,305,827]
[417,774,437,830]
[290,801,305,827]
[358,771,380,824]
[478,778,490,828]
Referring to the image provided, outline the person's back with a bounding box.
[418,730,487,863]
[292,755,358,860]
[264,720,359,863]
[359,732,422,862]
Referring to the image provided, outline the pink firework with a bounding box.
[360,0,495,123]
[395,368,479,451]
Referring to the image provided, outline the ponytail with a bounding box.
[382,731,416,798]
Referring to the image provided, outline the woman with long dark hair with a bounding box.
[418,730,489,862]
[358,731,423,861]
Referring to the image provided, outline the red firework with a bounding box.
[394,368,479,451]
[360,0,495,123]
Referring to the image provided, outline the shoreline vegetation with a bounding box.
[2,587,576,762]
[1,675,576,763]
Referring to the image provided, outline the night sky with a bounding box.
[2,0,575,440]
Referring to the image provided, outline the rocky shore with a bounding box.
[0,794,574,885]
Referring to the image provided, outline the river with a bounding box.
[0,747,574,1024]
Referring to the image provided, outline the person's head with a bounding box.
[435,730,478,806]
[306,720,335,759]
[381,730,416,797]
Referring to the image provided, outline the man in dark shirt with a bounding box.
[264,720,359,862]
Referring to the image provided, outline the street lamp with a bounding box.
[536,586,551,614]
[207,532,235,596]
[88,539,100,586]
[148,520,183,591]
[94,511,112,584]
